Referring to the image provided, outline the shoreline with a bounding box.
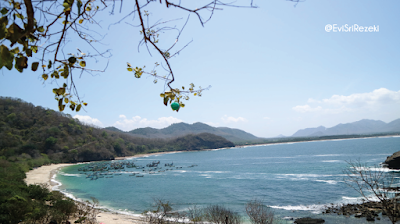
[24,135,398,223]
[24,151,184,224]
[237,134,400,148]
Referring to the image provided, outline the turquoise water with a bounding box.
[56,136,400,223]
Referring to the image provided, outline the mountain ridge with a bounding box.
[120,122,261,143]
[292,119,400,137]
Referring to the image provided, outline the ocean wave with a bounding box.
[354,167,392,172]
[59,172,82,177]
[173,170,187,173]
[199,174,213,178]
[321,160,342,163]
[194,171,230,174]
[270,204,326,213]
[313,154,344,157]
[276,174,334,178]
[341,196,360,200]
[315,179,339,185]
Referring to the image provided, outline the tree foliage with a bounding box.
[0,96,234,165]
[0,0,257,111]
[344,160,400,224]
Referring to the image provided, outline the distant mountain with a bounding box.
[292,126,326,137]
[104,126,124,133]
[113,122,261,143]
[292,119,400,137]
[0,97,235,164]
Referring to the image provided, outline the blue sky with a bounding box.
[1,0,400,137]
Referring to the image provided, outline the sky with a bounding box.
[1,0,400,138]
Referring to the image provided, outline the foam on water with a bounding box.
[322,160,342,163]
[270,204,326,214]
[315,179,339,184]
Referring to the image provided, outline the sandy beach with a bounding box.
[24,157,159,223]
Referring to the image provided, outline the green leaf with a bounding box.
[31,62,39,71]
[68,56,76,64]
[31,46,38,53]
[51,71,59,79]
[76,104,82,112]
[79,60,86,67]
[37,26,44,32]
[127,68,132,72]
[1,8,9,15]
[25,48,32,57]
[15,13,24,19]
[48,60,52,69]
[0,45,14,70]
[6,23,24,45]
[15,56,28,72]
[0,16,8,40]
[163,97,168,106]
[77,0,82,15]
[9,47,19,54]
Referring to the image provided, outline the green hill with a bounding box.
[0,97,234,168]
[125,122,261,143]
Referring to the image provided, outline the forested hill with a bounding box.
[0,97,234,168]
[105,122,261,143]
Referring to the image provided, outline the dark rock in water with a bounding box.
[366,215,375,222]
[294,217,325,224]
[383,151,400,169]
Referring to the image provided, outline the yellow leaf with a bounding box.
[42,74,48,80]
[79,19,83,24]
[127,68,133,72]
[83,102,88,106]
[42,65,46,68]
[79,61,86,67]
[64,98,69,103]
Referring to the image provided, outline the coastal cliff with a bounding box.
[383,151,400,169]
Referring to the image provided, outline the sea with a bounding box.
[55,136,400,224]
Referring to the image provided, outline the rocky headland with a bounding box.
[383,151,400,169]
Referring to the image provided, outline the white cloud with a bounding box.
[292,105,322,113]
[73,115,104,127]
[293,88,400,114]
[322,88,400,107]
[113,115,183,131]
[221,115,247,123]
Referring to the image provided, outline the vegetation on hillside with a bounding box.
[0,96,234,223]
[0,96,234,168]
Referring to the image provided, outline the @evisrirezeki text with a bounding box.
[325,24,379,32]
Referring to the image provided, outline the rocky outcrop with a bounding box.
[324,201,384,222]
[294,217,325,224]
[383,151,400,169]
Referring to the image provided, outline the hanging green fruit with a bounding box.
[171,102,180,111]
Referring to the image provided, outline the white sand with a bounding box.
[25,163,147,224]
